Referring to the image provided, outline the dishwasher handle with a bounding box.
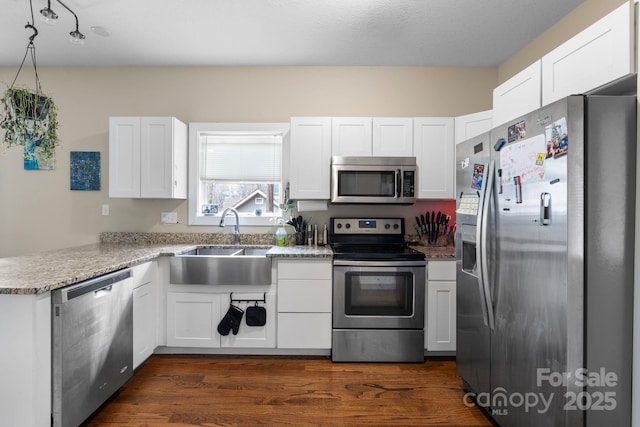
[60,269,131,302]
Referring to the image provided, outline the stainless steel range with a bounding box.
[330,217,426,362]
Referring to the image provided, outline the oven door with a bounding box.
[333,260,425,329]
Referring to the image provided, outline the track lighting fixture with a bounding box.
[38,0,86,44]
[39,0,58,25]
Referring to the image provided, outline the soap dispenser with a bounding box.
[275,223,287,247]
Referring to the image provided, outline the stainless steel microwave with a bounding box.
[331,156,417,204]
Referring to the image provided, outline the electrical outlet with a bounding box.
[161,212,178,224]
[102,204,109,216]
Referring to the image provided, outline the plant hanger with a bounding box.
[10,0,43,94]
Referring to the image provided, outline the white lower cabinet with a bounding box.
[277,259,332,349]
[166,292,222,348]
[219,292,276,348]
[426,261,456,352]
[166,290,276,349]
[132,261,158,369]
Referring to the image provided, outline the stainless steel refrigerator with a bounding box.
[455,93,635,426]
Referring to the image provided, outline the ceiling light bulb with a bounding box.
[69,29,86,45]
[39,6,58,25]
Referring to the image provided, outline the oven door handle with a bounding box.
[333,260,426,268]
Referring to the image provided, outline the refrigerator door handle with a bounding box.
[475,206,489,327]
[480,159,496,330]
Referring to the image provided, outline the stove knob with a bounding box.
[384,224,391,230]
[393,223,399,229]
[336,223,342,229]
[345,223,351,229]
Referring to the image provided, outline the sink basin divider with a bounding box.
[230,292,267,304]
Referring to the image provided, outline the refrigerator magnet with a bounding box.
[471,164,484,190]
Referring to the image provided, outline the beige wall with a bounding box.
[2,0,629,258]
[0,66,496,256]
[498,0,630,83]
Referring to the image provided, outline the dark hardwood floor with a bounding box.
[87,355,494,426]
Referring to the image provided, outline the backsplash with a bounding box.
[100,200,457,248]
[291,199,457,246]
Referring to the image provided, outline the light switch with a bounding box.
[102,204,109,216]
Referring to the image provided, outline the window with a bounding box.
[188,123,290,226]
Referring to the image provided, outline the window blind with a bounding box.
[200,133,282,182]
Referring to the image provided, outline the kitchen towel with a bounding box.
[217,304,244,336]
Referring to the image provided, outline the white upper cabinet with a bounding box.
[454,110,492,144]
[541,3,633,105]
[109,117,140,198]
[331,117,373,156]
[372,117,414,156]
[413,117,455,199]
[289,117,332,200]
[492,60,542,127]
[109,117,187,199]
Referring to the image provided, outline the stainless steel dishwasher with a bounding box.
[52,268,133,427]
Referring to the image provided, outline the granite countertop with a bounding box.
[0,243,195,295]
[0,235,452,295]
[410,245,456,259]
[267,245,333,258]
[0,242,334,295]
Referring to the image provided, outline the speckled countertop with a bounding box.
[0,240,334,295]
[267,245,333,258]
[410,245,456,259]
[0,243,194,295]
[0,232,452,295]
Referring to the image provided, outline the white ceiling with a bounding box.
[1,0,585,67]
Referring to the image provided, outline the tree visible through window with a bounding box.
[198,132,282,219]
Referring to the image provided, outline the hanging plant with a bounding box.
[1,86,59,164]
[1,1,61,169]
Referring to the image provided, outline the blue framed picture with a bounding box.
[70,151,100,191]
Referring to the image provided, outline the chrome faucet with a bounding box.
[219,207,241,245]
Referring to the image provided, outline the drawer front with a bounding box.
[278,260,332,280]
[278,280,332,312]
[428,260,456,281]
[132,260,156,289]
[277,313,332,349]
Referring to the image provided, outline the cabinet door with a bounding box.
[277,313,332,349]
[140,117,187,199]
[278,259,332,280]
[428,260,456,281]
[219,293,276,348]
[278,279,332,312]
[426,281,456,352]
[109,117,141,198]
[331,117,372,156]
[454,110,492,144]
[372,118,413,156]
[541,3,633,106]
[413,117,454,199]
[290,117,332,199]
[166,292,221,348]
[492,60,541,127]
[133,281,157,368]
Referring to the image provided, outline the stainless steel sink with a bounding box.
[183,247,244,256]
[169,246,272,285]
